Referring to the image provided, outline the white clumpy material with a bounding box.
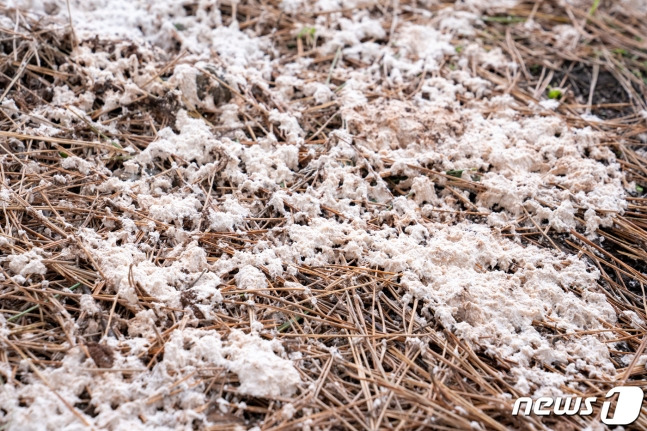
[79,294,101,315]
[391,222,617,379]
[163,328,300,398]
[207,192,252,232]
[0,183,12,208]
[137,110,224,166]
[268,110,305,145]
[539,99,560,110]
[279,214,617,388]
[6,248,47,277]
[348,95,626,225]
[208,209,242,232]
[0,328,300,429]
[408,225,616,373]
[139,193,202,225]
[79,231,221,308]
[235,265,268,291]
[209,195,249,232]
[3,0,634,419]
[61,156,95,175]
[224,329,301,398]
[394,24,456,73]
[167,64,217,112]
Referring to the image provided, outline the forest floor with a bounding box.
[1,0,647,430]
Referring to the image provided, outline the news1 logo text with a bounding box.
[512,386,644,425]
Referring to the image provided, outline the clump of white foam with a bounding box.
[235,265,268,291]
[6,248,47,277]
[78,231,221,309]
[1,0,633,425]
[224,329,301,398]
[0,327,300,429]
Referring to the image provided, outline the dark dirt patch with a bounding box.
[534,61,638,119]
[561,63,632,117]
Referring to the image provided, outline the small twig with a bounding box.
[326,48,342,85]
[7,282,81,322]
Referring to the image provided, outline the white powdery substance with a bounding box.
[10,0,269,68]
[61,156,95,175]
[137,110,224,166]
[134,111,300,189]
[393,24,456,73]
[348,97,626,233]
[539,99,560,110]
[79,231,221,309]
[4,0,634,419]
[235,265,268,291]
[223,329,301,398]
[268,110,305,145]
[278,216,618,393]
[208,195,250,232]
[6,248,47,277]
[0,183,12,208]
[139,193,202,225]
[389,223,616,376]
[167,64,213,112]
[0,328,300,430]
[239,140,300,185]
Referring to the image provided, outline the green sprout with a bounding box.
[278,310,310,332]
[547,87,563,100]
[447,168,478,179]
[297,26,316,39]
[612,48,628,56]
[481,15,525,24]
[588,0,600,16]
[8,282,81,322]
[637,185,644,193]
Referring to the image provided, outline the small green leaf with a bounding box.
[8,282,81,322]
[58,151,68,158]
[174,23,186,31]
[637,185,644,193]
[297,26,316,39]
[588,0,600,16]
[455,45,463,54]
[547,88,562,100]
[278,310,309,332]
[448,168,478,179]
[481,15,525,23]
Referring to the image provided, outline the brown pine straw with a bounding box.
[1,1,647,429]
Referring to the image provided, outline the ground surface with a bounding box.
[1,0,647,430]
